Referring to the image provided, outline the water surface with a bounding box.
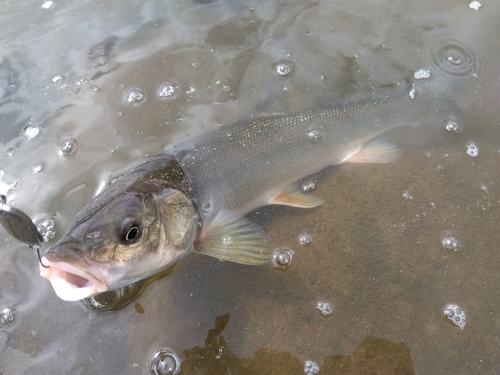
[1,0,499,374]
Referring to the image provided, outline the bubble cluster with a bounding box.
[441,232,462,252]
[41,1,53,9]
[23,126,40,139]
[301,181,316,192]
[443,117,461,134]
[150,349,181,375]
[273,248,294,269]
[51,74,65,84]
[469,1,481,10]
[425,38,480,77]
[157,82,178,99]
[316,301,333,316]
[403,191,414,200]
[124,88,146,105]
[0,308,14,326]
[304,360,320,375]
[58,136,77,156]
[37,218,56,242]
[444,304,466,330]
[32,164,43,174]
[307,130,321,141]
[414,69,431,80]
[466,142,478,157]
[299,233,312,246]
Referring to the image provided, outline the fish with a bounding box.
[39,84,458,301]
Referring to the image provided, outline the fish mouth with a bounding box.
[39,257,109,301]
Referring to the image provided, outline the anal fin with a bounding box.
[271,183,324,208]
[342,137,401,164]
[195,211,273,265]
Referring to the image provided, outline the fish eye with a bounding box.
[119,217,141,244]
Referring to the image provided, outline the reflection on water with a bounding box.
[1,0,500,374]
[177,314,415,374]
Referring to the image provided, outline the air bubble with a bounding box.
[403,191,414,200]
[441,232,462,252]
[316,301,333,316]
[222,237,233,246]
[303,360,320,375]
[425,37,481,77]
[124,88,146,105]
[51,74,65,84]
[443,303,466,330]
[414,69,431,80]
[469,1,481,10]
[58,136,77,156]
[0,308,14,326]
[301,181,316,192]
[23,126,40,139]
[157,82,178,99]
[41,1,53,9]
[466,142,478,157]
[150,349,181,375]
[274,61,292,76]
[33,164,43,174]
[299,233,312,246]
[37,218,56,242]
[273,248,294,269]
[443,117,461,133]
[307,130,321,141]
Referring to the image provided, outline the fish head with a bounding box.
[40,181,199,301]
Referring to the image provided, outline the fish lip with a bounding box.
[39,257,109,301]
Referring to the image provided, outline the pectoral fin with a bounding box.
[271,183,324,208]
[342,137,401,164]
[195,211,273,265]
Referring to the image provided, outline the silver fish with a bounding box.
[40,86,457,300]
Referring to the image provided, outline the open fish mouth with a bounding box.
[39,258,109,301]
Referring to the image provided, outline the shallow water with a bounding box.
[1,0,500,373]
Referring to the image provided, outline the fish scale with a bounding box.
[172,90,426,218]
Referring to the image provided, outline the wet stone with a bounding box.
[150,349,181,375]
[304,360,320,375]
[444,304,466,330]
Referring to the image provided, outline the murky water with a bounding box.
[1,0,500,373]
